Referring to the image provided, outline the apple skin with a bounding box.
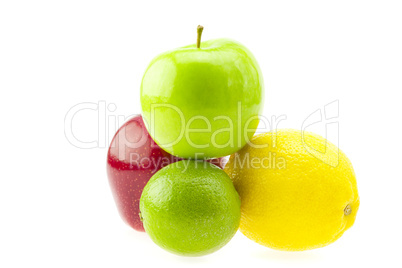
[107,115,225,231]
[140,38,264,159]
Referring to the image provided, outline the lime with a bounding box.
[139,160,241,256]
[224,129,359,251]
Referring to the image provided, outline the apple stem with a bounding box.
[197,25,204,48]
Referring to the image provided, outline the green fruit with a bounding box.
[139,160,241,256]
[140,26,264,159]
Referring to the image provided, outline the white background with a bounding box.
[1,1,401,267]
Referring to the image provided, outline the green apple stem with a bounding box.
[197,25,204,48]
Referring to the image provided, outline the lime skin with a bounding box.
[139,160,241,256]
[140,38,264,159]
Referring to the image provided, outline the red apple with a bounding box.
[107,115,225,231]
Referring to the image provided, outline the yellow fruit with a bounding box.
[224,129,359,251]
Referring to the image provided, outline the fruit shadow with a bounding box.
[253,249,323,262]
[123,228,211,263]
[168,255,211,264]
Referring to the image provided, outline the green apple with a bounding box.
[140,26,264,159]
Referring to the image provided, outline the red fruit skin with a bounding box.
[107,115,226,232]
[107,115,180,231]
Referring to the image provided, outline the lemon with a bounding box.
[140,160,241,256]
[224,129,359,251]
